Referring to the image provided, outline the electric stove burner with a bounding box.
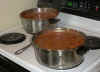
[85,36,100,49]
[0,33,26,45]
[77,36,100,55]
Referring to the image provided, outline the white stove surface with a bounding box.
[0,13,100,72]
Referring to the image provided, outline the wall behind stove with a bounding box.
[0,0,37,32]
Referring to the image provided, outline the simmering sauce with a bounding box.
[20,8,59,20]
[34,29,85,50]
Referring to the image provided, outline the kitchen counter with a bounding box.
[0,26,100,72]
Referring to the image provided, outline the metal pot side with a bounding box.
[32,41,84,70]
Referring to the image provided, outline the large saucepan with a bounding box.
[32,28,87,70]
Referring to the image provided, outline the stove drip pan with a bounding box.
[0,33,26,45]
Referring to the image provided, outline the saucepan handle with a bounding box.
[14,42,32,55]
[14,33,37,55]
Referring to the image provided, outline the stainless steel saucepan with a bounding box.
[20,8,59,34]
[32,28,86,70]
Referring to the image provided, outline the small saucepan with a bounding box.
[20,8,59,34]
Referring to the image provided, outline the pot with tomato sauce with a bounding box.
[20,8,59,34]
[32,28,86,70]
